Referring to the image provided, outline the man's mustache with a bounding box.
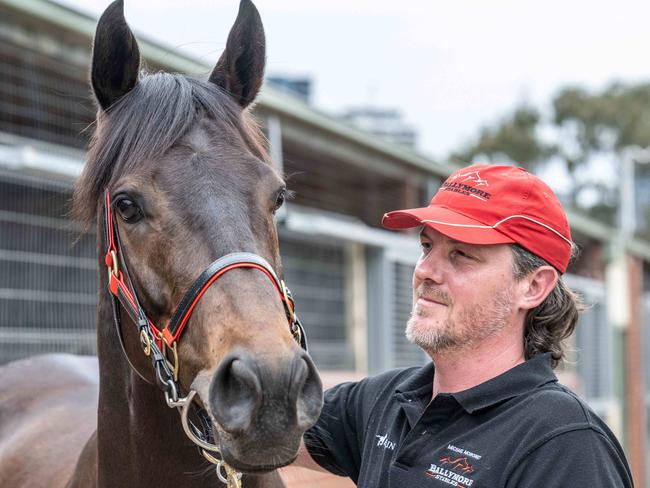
[415,282,452,306]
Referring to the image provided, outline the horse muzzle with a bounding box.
[208,348,323,469]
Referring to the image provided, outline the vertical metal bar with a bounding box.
[345,242,368,374]
[620,154,636,240]
[366,247,394,374]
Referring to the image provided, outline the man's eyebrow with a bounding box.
[418,230,475,247]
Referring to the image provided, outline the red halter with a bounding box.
[102,190,306,387]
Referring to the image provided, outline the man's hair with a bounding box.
[511,244,584,368]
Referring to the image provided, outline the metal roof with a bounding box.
[0,0,452,179]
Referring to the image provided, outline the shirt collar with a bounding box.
[394,362,436,427]
[395,361,435,397]
[394,353,558,414]
[452,353,558,413]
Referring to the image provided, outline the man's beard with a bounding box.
[405,281,513,355]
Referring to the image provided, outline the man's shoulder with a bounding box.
[518,382,616,440]
[500,382,629,479]
[527,382,590,416]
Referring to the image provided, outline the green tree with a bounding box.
[451,105,554,172]
[448,82,650,234]
[553,83,650,152]
[552,83,650,225]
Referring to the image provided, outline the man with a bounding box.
[294,164,633,487]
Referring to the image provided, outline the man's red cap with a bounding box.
[382,164,572,273]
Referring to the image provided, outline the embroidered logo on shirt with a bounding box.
[425,464,474,487]
[424,444,482,486]
[375,433,396,451]
[439,456,475,474]
[446,444,482,461]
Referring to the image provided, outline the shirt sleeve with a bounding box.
[504,427,634,488]
[303,380,367,481]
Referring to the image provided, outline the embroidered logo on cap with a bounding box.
[450,170,489,187]
[440,171,492,202]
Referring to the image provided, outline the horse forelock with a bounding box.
[73,71,270,228]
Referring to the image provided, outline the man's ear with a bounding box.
[517,266,559,311]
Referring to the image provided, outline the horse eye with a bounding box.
[273,189,286,213]
[115,197,143,223]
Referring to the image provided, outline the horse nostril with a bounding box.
[209,354,262,436]
[295,352,323,431]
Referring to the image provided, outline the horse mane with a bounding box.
[73,71,270,228]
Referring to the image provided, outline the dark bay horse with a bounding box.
[0,1,322,486]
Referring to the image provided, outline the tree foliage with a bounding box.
[452,105,554,172]
[448,82,650,235]
[554,83,650,152]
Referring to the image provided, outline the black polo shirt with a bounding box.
[304,353,633,487]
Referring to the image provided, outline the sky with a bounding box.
[56,0,650,161]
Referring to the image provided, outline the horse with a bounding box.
[0,0,323,486]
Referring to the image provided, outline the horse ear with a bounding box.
[91,0,140,111]
[209,0,266,108]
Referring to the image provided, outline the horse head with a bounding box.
[74,0,322,473]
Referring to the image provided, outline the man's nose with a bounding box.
[414,248,445,284]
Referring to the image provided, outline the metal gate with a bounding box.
[0,170,96,363]
[279,234,353,370]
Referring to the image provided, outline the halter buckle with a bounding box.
[161,337,179,382]
[109,250,119,277]
[291,321,302,345]
[139,329,152,356]
[280,280,296,322]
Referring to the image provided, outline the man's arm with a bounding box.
[293,437,328,472]
[289,378,376,481]
[504,427,633,487]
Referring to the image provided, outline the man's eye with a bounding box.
[115,197,144,223]
[420,242,431,251]
[452,250,471,259]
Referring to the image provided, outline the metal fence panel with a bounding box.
[279,235,353,370]
[575,302,611,399]
[391,261,427,368]
[0,171,97,364]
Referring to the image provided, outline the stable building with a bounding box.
[1,0,649,486]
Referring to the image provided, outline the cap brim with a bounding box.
[382,206,515,245]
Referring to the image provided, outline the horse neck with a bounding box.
[93,225,278,488]
[94,288,202,485]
